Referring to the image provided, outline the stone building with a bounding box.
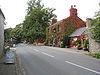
[46,5,86,46]
[0,8,5,57]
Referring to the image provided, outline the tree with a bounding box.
[4,28,13,44]
[23,0,56,43]
[10,24,23,43]
[91,9,100,43]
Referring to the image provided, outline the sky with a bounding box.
[0,0,99,28]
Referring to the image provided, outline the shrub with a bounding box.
[77,44,83,50]
[92,53,100,59]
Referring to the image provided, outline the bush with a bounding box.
[77,44,83,50]
[92,53,100,59]
[60,36,70,48]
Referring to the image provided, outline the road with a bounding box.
[16,43,100,75]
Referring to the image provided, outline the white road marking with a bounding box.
[65,61,100,74]
[41,52,55,58]
[33,49,39,52]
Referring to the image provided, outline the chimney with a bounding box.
[74,5,76,7]
[71,5,73,8]
[51,18,57,24]
[70,5,77,17]
[86,18,92,28]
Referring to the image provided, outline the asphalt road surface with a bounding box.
[16,43,100,75]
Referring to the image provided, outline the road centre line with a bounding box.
[65,61,100,74]
[33,49,55,58]
[41,52,55,58]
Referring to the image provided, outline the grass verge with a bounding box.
[92,53,100,59]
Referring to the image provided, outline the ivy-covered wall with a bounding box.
[46,6,86,46]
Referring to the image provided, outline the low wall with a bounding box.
[89,38,100,53]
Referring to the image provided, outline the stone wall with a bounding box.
[0,10,5,56]
[86,18,100,53]
[89,38,100,53]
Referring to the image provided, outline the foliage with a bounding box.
[4,28,12,43]
[46,23,60,46]
[62,18,76,36]
[92,53,100,59]
[65,25,75,36]
[46,14,76,46]
[77,44,83,50]
[23,0,56,43]
[91,9,100,43]
[75,39,81,44]
[4,24,23,45]
[83,39,89,50]
[61,36,70,48]
[77,44,81,47]
[10,24,23,43]
[4,28,14,47]
[75,39,82,50]
[60,41,64,48]
[83,43,89,49]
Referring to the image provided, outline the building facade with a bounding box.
[46,6,86,47]
[0,8,5,57]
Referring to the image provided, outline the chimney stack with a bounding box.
[51,18,57,24]
[70,5,77,17]
[86,18,92,28]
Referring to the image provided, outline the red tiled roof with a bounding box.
[60,16,86,28]
[47,6,86,29]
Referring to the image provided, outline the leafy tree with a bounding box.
[10,24,23,43]
[4,28,12,43]
[23,0,56,43]
[91,9,100,43]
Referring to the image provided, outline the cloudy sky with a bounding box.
[0,0,99,28]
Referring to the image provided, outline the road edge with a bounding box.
[15,53,23,75]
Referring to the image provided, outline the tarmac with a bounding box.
[0,56,17,75]
[46,46,90,55]
[0,47,21,75]
[0,46,90,75]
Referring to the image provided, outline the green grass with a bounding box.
[92,53,100,59]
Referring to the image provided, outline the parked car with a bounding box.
[4,50,15,64]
